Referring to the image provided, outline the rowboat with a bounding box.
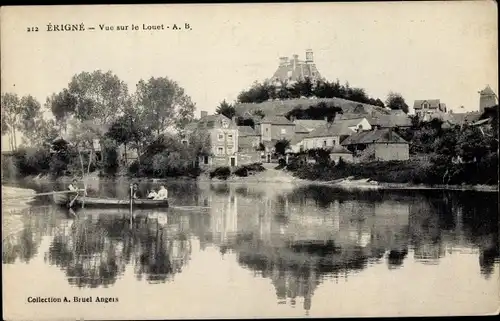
[52,192,169,209]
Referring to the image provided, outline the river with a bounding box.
[2,178,499,319]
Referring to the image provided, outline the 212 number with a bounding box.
[27,27,39,32]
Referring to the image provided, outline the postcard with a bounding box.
[1,2,498,320]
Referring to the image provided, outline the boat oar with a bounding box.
[68,192,79,208]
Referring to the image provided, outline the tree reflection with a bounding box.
[46,211,198,288]
[3,207,58,264]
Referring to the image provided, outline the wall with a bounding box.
[238,135,260,152]
[480,95,497,113]
[260,123,272,141]
[330,152,353,163]
[237,151,261,165]
[270,124,296,141]
[374,143,409,161]
[302,135,341,150]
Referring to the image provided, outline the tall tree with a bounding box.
[46,88,77,134]
[19,95,42,139]
[386,92,409,113]
[135,77,196,136]
[67,70,130,126]
[215,100,236,119]
[1,93,21,150]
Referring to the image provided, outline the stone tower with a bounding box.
[479,85,497,113]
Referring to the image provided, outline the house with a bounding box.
[185,112,239,168]
[271,49,323,84]
[256,115,295,142]
[479,85,498,113]
[341,128,409,162]
[329,145,354,163]
[238,126,260,152]
[300,118,371,151]
[413,99,447,121]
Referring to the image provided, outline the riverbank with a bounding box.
[200,165,498,192]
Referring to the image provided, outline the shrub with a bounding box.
[210,166,231,180]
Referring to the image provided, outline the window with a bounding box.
[218,134,224,140]
[203,156,209,165]
[265,128,269,132]
[218,147,224,155]
[281,128,286,134]
[323,140,327,147]
[332,140,336,146]
[228,134,233,139]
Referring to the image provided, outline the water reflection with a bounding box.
[2,180,498,316]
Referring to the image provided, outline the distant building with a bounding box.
[271,49,323,84]
[479,85,498,113]
[413,99,447,121]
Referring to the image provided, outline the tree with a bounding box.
[1,93,22,150]
[67,70,130,126]
[386,92,409,113]
[252,109,265,118]
[215,100,236,119]
[18,95,43,141]
[274,139,290,156]
[135,77,196,136]
[46,89,77,134]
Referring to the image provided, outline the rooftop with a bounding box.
[341,128,408,145]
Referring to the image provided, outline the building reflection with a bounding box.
[203,184,499,313]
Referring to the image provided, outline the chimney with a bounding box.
[200,110,208,118]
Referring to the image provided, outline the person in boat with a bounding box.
[68,179,79,192]
[147,189,158,199]
[154,185,168,200]
[130,183,144,199]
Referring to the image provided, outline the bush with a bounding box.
[234,167,248,177]
[210,166,231,180]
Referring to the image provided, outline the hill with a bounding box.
[234,97,394,119]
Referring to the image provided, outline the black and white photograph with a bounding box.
[1,2,498,320]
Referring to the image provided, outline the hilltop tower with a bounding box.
[271,49,323,84]
[479,85,497,113]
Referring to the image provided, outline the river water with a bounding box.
[2,179,499,319]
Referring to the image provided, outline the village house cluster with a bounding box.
[180,50,497,168]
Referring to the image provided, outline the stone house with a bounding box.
[341,128,409,162]
[184,113,239,168]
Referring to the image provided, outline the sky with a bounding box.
[1,2,498,151]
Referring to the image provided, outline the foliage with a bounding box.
[285,101,343,122]
[237,78,386,107]
[135,76,196,135]
[209,166,231,180]
[46,88,77,133]
[68,70,131,125]
[215,100,236,119]
[1,93,22,150]
[252,109,265,118]
[274,139,290,156]
[234,163,266,177]
[386,92,409,113]
[306,148,331,165]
